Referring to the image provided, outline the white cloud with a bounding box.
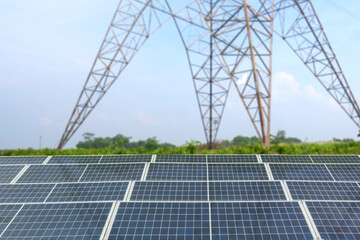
[273,72,301,99]
[40,117,52,127]
[134,110,160,125]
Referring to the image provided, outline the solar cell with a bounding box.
[46,182,129,202]
[130,182,208,201]
[0,205,22,236]
[146,163,207,181]
[0,156,46,165]
[207,155,258,163]
[307,201,360,240]
[1,202,112,239]
[0,165,25,183]
[270,164,334,181]
[49,155,101,164]
[211,202,313,240]
[17,165,87,183]
[109,202,210,239]
[0,184,55,203]
[208,164,268,181]
[80,164,144,182]
[209,181,286,201]
[311,155,360,163]
[261,155,313,163]
[156,155,207,162]
[288,181,360,201]
[101,155,152,163]
[326,164,360,181]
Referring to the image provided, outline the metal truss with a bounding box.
[58,0,360,149]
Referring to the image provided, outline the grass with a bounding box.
[1,141,360,156]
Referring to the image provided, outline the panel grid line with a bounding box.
[324,164,336,181]
[100,201,120,240]
[77,164,89,182]
[141,163,150,181]
[264,163,274,181]
[280,181,293,201]
[300,201,322,240]
[98,155,104,164]
[43,183,57,202]
[125,182,135,202]
[257,155,262,163]
[308,155,315,164]
[10,165,30,184]
[151,155,156,163]
[0,205,24,238]
[298,201,320,240]
[42,156,52,164]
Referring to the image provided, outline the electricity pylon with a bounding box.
[58,0,360,149]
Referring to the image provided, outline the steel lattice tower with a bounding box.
[58,0,360,149]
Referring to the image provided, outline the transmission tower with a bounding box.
[58,0,360,149]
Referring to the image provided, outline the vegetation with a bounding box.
[1,130,359,156]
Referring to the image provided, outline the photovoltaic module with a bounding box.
[0,154,358,239]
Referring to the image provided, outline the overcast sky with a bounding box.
[1,0,360,149]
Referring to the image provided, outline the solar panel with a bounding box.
[208,164,268,180]
[326,164,360,181]
[0,156,46,165]
[207,155,258,163]
[1,202,112,239]
[270,164,334,181]
[109,202,210,239]
[49,155,101,164]
[209,181,287,201]
[156,155,207,162]
[311,155,360,163]
[307,201,360,240]
[46,182,129,202]
[146,163,207,181]
[0,165,25,183]
[0,184,55,203]
[0,204,22,235]
[101,155,152,163]
[261,155,313,163]
[130,181,208,201]
[211,202,313,240]
[17,165,87,183]
[287,181,360,201]
[80,164,144,182]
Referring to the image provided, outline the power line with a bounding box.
[326,0,360,21]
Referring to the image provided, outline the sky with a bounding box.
[1,0,360,149]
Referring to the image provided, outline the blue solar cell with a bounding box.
[326,164,360,181]
[0,156,46,165]
[1,202,112,239]
[209,181,286,201]
[156,155,207,162]
[0,166,25,183]
[130,181,208,201]
[0,184,55,203]
[49,155,101,164]
[261,155,312,163]
[80,164,144,182]
[288,181,360,201]
[0,205,22,235]
[208,164,268,180]
[211,202,313,240]
[101,155,152,163]
[109,202,210,239]
[311,155,360,163]
[270,164,334,181]
[307,201,360,240]
[146,163,207,181]
[207,155,258,163]
[46,182,129,202]
[17,165,87,183]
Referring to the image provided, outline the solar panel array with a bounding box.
[0,154,358,239]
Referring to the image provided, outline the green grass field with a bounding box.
[1,141,360,156]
